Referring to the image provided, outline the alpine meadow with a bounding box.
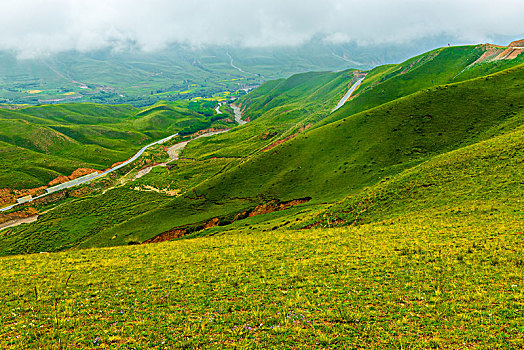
[0,1,523,349]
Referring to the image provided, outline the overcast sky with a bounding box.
[1,0,523,58]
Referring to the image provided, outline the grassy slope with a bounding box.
[181,69,358,160]
[0,45,523,348]
[320,45,524,126]
[0,207,522,348]
[1,123,522,345]
[144,63,523,218]
[311,119,524,228]
[0,101,225,189]
[30,61,521,251]
[2,45,524,254]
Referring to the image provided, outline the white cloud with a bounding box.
[0,0,523,58]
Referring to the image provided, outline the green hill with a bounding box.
[3,44,523,254]
[0,100,231,190]
[0,42,523,349]
[180,69,360,160]
[93,61,523,244]
[320,44,524,126]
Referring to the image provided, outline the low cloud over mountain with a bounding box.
[2,0,524,58]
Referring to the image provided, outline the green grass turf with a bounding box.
[0,210,522,348]
[0,42,523,349]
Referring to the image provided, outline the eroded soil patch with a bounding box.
[143,197,311,244]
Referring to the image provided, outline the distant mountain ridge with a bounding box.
[0,37,474,106]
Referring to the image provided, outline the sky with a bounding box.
[1,0,523,58]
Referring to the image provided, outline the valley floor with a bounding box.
[0,207,522,349]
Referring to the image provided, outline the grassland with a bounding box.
[319,45,524,127]
[76,60,524,246]
[0,42,523,349]
[0,207,522,348]
[181,69,360,160]
[313,121,524,229]
[0,100,234,190]
[2,44,524,255]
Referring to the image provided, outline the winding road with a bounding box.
[0,133,179,212]
[332,76,366,112]
[231,105,247,125]
[2,83,346,214]
[1,103,250,213]
[215,102,224,114]
[226,52,248,74]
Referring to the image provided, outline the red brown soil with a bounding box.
[262,134,297,152]
[248,198,311,217]
[302,222,320,229]
[1,168,99,207]
[190,128,230,139]
[203,217,220,229]
[233,211,249,221]
[0,186,46,207]
[505,49,523,60]
[143,228,187,244]
[262,125,311,152]
[509,39,524,47]
[494,47,523,60]
[0,207,38,225]
[105,160,127,171]
[474,43,524,64]
[144,197,312,244]
[473,45,505,64]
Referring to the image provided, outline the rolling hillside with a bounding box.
[98,60,523,245]
[2,42,523,255]
[0,100,233,191]
[0,41,523,349]
[181,69,361,159]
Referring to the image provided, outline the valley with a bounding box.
[0,40,523,348]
